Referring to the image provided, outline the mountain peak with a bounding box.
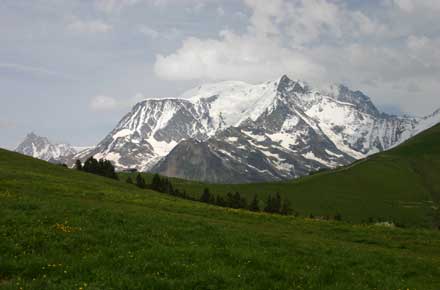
[25,132,40,139]
[275,74,308,95]
[278,74,291,83]
[15,133,76,162]
[321,84,380,116]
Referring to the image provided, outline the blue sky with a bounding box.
[1,0,439,149]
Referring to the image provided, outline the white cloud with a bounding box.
[89,94,145,112]
[393,0,440,13]
[406,35,440,68]
[153,0,440,115]
[353,11,387,36]
[95,0,141,13]
[155,0,368,83]
[244,0,284,38]
[67,18,112,33]
[139,25,159,39]
[154,32,323,82]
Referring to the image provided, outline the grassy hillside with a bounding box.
[2,149,440,289]
[123,124,440,228]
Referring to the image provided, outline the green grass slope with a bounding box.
[1,149,440,289]
[125,124,440,228]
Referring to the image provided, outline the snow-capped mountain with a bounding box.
[73,75,440,182]
[15,133,77,163]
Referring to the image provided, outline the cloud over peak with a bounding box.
[154,32,323,82]
[153,0,385,83]
[153,0,440,115]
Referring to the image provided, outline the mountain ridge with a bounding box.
[15,132,76,163]
[69,75,440,182]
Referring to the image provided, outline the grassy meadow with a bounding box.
[1,147,440,289]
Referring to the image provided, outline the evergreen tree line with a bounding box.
[129,173,296,216]
[200,189,248,209]
[128,173,193,200]
[199,189,293,215]
[75,158,118,180]
[127,173,348,220]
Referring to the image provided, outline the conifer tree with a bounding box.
[135,173,146,189]
[160,177,166,192]
[98,159,105,175]
[83,157,99,174]
[102,159,117,179]
[226,192,234,207]
[235,192,247,209]
[151,174,162,191]
[200,188,211,203]
[209,194,216,204]
[126,176,133,184]
[264,194,273,213]
[249,194,260,212]
[232,192,240,208]
[272,193,282,213]
[75,159,82,171]
[77,156,118,179]
[280,198,292,215]
[216,195,226,207]
[165,179,174,195]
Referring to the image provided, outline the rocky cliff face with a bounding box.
[72,75,440,182]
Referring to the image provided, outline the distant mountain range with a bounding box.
[15,133,77,164]
[15,75,440,183]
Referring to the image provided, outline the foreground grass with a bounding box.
[1,149,440,289]
[123,124,440,228]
